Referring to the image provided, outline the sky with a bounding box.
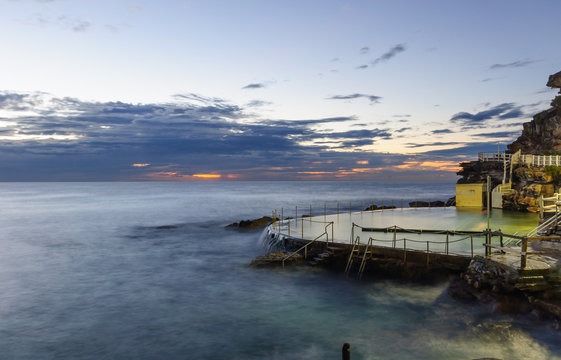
[0,0,559,181]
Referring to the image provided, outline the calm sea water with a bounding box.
[0,181,559,360]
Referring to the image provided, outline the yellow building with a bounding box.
[456,183,487,208]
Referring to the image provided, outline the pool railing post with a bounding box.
[521,237,528,269]
[295,206,298,227]
[426,241,430,267]
[470,236,474,258]
[337,202,339,219]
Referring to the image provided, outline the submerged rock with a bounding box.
[225,216,274,232]
[250,251,303,268]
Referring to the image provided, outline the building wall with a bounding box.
[456,183,486,208]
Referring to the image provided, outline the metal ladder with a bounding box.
[358,237,374,279]
[344,236,361,274]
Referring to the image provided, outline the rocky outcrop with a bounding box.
[547,70,561,93]
[456,161,504,186]
[225,216,274,232]
[508,70,561,154]
[409,200,446,208]
[502,167,555,212]
[363,204,396,211]
[456,71,561,212]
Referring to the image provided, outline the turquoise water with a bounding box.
[0,181,559,359]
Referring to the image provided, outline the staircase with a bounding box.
[308,245,346,266]
[516,269,561,292]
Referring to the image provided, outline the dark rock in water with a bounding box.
[225,216,274,232]
[446,196,456,207]
[363,204,397,211]
[447,278,477,302]
[408,200,446,208]
[250,251,303,268]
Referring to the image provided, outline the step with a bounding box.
[518,275,545,284]
[327,246,346,251]
[515,283,550,292]
[520,268,552,276]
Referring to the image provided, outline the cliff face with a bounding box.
[457,71,561,212]
[508,71,561,154]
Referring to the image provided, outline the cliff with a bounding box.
[457,71,561,212]
[508,71,561,154]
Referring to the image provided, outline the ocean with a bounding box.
[0,181,559,359]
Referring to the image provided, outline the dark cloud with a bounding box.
[341,139,374,147]
[246,100,273,107]
[326,94,381,104]
[72,20,91,32]
[472,131,521,138]
[432,129,454,134]
[356,65,368,70]
[490,60,537,70]
[450,103,525,127]
[359,47,370,55]
[406,142,463,148]
[372,44,406,66]
[393,127,411,133]
[242,83,266,90]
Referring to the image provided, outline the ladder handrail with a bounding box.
[358,237,374,279]
[282,222,333,267]
[345,236,361,273]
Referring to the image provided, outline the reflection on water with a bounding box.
[0,182,558,359]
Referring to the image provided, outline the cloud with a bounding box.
[72,20,91,32]
[326,94,381,104]
[393,127,411,133]
[472,131,521,139]
[432,129,454,134]
[490,59,537,70]
[242,83,266,90]
[450,103,526,127]
[0,91,472,181]
[246,100,273,107]
[372,44,406,66]
[359,46,370,55]
[356,65,368,70]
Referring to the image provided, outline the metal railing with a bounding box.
[351,222,482,259]
[483,230,561,270]
[478,152,511,162]
[281,222,333,268]
[479,151,561,167]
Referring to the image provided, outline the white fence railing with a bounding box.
[479,152,561,167]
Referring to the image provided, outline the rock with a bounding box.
[363,204,397,211]
[447,278,477,302]
[446,196,456,206]
[225,216,274,232]
[250,251,302,268]
[493,295,531,314]
[547,70,561,92]
[409,200,446,208]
